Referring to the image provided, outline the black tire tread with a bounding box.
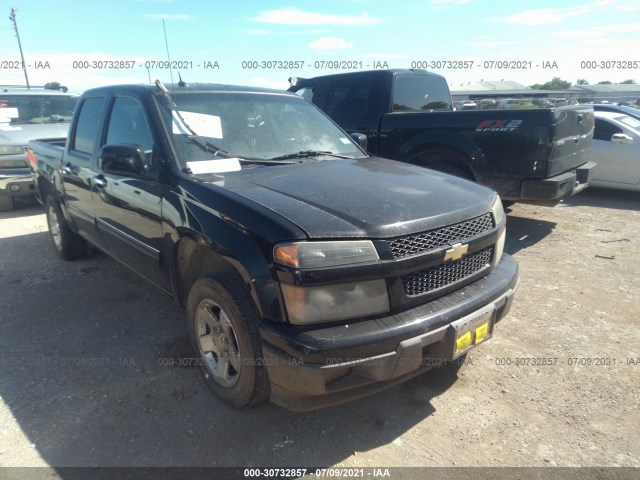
[186,273,270,408]
[45,195,87,261]
[410,148,475,181]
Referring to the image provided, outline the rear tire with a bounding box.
[427,161,474,180]
[410,149,475,181]
[45,195,87,260]
[186,273,270,408]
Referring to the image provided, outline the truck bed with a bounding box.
[378,105,594,180]
[27,138,67,204]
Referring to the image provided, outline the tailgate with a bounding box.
[545,106,594,177]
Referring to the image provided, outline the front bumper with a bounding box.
[0,170,35,196]
[516,161,597,203]
[261,254,519,410]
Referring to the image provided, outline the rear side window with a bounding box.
[393,75,452,112]
[325,77,370,118]
[594,118,622,141]
[71,97,106,154]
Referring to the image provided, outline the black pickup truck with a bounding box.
[289,69,596,205]
[28,81,519,410]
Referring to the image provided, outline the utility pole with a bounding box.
[9,7,30,89]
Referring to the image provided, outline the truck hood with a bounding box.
[0,123,70,146]
[209,157,496,238]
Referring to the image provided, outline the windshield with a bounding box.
[158,91,365,172]
[0,94,78,124]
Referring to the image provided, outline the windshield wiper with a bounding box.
[186,134,228,157]
[238,158,298,166]
[155,79,227,157]
[269,150,352,160]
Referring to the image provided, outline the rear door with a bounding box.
[60,95,106,244]
[92,95,169,292]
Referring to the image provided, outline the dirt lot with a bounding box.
[0,189,638,473]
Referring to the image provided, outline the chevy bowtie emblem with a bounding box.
[444,243,469,262]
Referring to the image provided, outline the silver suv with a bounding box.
[0,86,78,210]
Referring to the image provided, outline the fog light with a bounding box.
[9,184,21,192]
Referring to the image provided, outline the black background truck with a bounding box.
[289,69,596,205]
[28,81,518,410]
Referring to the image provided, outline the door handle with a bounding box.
[62,163,73,175]
[93,175,107,188]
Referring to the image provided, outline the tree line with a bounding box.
[531,77,638,90]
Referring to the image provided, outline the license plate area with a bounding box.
[449,304,496,359]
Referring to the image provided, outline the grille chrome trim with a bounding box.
[401,247,493,297]
[387,213,494,259]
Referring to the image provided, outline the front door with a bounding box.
[92,96,169,292]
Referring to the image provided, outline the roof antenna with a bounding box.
[162,19,174,87]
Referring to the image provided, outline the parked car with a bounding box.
[590,111,640,191]
[0,86,78,210]
[584,103,640,122]
[288,69,596,205]
[532,99,553,108]
[28,81,519,410]
[476,99,497,110]
[454,100,477,110]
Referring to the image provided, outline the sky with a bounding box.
[1,0,639,93]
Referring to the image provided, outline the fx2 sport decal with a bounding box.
[475,120,523,132]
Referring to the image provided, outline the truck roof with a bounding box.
[290,68,446,87]
[0,86,77,96]
[82,83,292,97]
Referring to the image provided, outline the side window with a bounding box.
[594,118,622,141]
[294,86,315,103]
[105,97,154,164]
[71,97,106,154]
[325,77,370,118]
[393,76,452,112]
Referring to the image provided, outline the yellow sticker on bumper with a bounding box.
[456,332,472,353]
[475,322,489,344]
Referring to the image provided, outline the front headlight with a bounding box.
[281,279,390,325]
[0,145,25,156]
[274,240,389,324]
[274,240,379,268]
[491,195,506,266]
[491,195,505,226]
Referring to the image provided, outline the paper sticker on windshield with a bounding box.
[339,137,351,144]
[173,111,223,139]
[187,158,241,174]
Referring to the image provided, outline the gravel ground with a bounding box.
[0,189,638,473]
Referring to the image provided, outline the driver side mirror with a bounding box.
[100,144,146,177]
[350,132,368,151]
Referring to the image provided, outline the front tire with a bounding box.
[45,195,87,260]
[186,274,270,408]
